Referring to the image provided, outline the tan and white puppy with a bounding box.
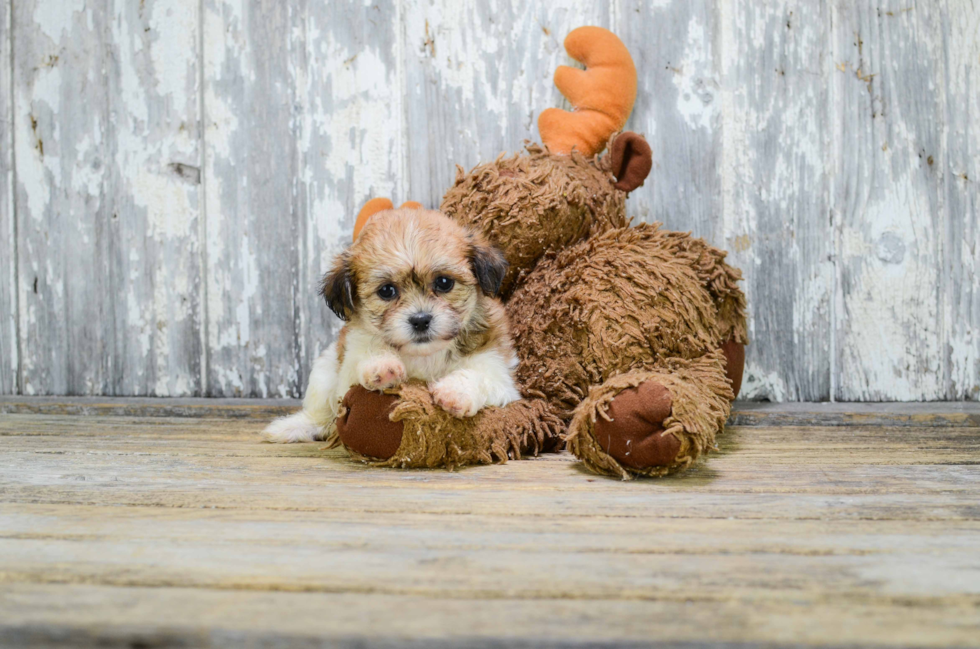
[262,208,521,443]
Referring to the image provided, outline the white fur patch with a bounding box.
[261,410,324,444]
[260,329,521,442]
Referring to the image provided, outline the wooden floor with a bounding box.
[1,399,979,648]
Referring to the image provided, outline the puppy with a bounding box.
[262,208,521,444]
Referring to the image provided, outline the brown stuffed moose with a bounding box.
[332,26,747,479]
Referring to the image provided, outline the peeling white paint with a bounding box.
[741,364,788,402]
[3,0,978,400]
[835,3,947,403]
[672,16,717,132]
[148,0,197,109]
[1,0,15,395]
[33,0,85,41]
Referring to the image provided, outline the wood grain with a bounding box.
[2,584,975,648]
[0,0,15,394]
[833,2,947,400]
[0,411,978,646]
[716,0,834,401]
[616,0,721,241]
[11,0,202,397]
[3,395,980,427]
[104,0,204,396]
[13,0,112,395]
[202,0,303,398]
[2,415,979,516]
[401,0,611,205]
[295,0,406,391]
[942,1,980,399]
[2,3,979,401]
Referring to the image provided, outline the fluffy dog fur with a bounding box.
[262,208,521,444]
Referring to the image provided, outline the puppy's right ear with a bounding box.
[321,253,356,321]
[468,237,509,298]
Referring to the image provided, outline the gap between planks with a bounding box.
[1,397,980,427]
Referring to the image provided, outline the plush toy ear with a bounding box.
[353,198,393,241]
[353,198,423,241]
[607,131,652,193]
[321,252,356,321]
[468,239,508,298]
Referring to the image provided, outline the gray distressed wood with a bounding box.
[0,0,16,394]
[3,395,979,427]
[104,0,203,396]
[942,1,980,399]
[202,0,304,397]
[12,0,202,397]
[618,1,834,401]
[13,0,112,395]
[3,2,980,401]
[0,412,979,645]
[833,1,948,401]
[711,0,834,401]
[616,0,721,241]
[295,0,405,392]
[400,0,612,205]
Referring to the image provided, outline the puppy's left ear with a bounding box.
[468,237,508,298]
[320,253,357,321]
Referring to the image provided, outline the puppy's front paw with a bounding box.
[359,356,407,391]
[430,377,481,418]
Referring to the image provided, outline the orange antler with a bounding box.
[352,198,422,241]
[538,27,637,157]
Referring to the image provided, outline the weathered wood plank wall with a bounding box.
[9,0,203,396]
[943,1,980,401]
[1,0,15,395]
[0,0,977,401]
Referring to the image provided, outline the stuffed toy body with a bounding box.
[333,27,747,478]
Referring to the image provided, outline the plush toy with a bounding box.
[332,27,747,478]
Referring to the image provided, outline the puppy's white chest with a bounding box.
[401,352,456,383]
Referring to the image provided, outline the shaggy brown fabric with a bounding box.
[508,223,747,416]
[440,143,628,297]
[566,350,734,479]
[342,381,564,470]
[592,380,678,469]
[607,132,653,193]
[335,387,403,460]
[721,339,745,398]
[326,128,746,476]
[676,233,749,345]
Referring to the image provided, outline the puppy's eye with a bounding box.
[377,284,398,300]
[433,276,455,293]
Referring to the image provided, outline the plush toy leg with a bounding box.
[682,238,749,347]
[720,339,745,398]
[335,382,564,470]
[566,349,734,479]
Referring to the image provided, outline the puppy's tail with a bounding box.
[261,410,325,444]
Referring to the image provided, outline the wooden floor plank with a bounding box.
[3,396,980,426]
[1,583,976,648]
[1,505,978,605]
[0,409,978,647]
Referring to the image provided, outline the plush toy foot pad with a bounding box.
[336,386,403,460]
[592,381,679,469]
[335,382,565,469]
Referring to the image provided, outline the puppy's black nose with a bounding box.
[408,312,433,333]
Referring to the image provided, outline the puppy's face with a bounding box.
[322,209,507,357]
